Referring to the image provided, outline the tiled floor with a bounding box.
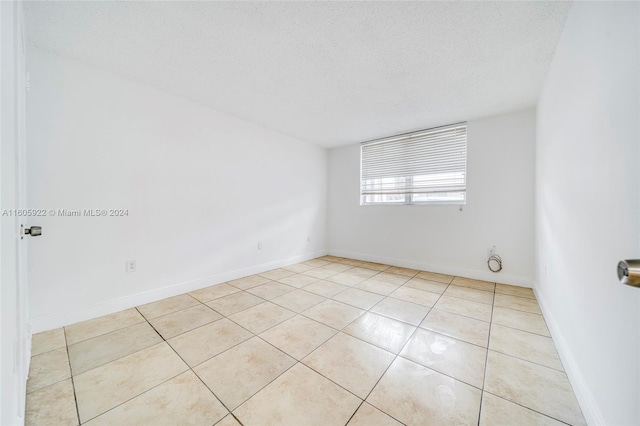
[26,256,586,426]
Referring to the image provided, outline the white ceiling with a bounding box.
[24,1,570,148]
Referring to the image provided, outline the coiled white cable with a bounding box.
[487,254,502,273]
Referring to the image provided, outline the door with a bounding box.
[1,1,29,424]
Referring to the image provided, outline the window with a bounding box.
[360,122,467,205]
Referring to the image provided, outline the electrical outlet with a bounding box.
[126,260,136,273]
[257,242,262,250]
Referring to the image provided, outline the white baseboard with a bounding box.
[29,249,327,333]
[328,249,534,287]
[534,286,604,426]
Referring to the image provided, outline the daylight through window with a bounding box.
[360,122,467,205]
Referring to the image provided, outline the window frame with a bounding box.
[359,122,467,206]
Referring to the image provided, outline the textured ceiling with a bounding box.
[24,1,570,148]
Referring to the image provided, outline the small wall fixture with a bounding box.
[617,260,640,287]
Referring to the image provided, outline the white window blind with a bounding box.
[360,122,467,205]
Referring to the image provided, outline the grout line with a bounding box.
[486,347,566,373]
[352,278,453,424]
[141,309,166,341]
[478,286,496,425]
[481,390,574,426]
[167,346,240,424]
[65,318,148,347]
[488,323,551,338]
[490,321,555,339]
[56,258,562,426]
[142,309,245,426]
[428,298,493,322]
[493,304,544,316]
[343,400,366,426]
[62,328,82,425]
[78,368,188,424]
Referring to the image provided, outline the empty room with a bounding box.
[1,1,639,425]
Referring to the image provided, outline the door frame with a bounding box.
[1,0,29,424]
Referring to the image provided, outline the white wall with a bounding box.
[328,109,535,286]
[1,1,29,424]
[535,2,640,424]
[26,47,327,331]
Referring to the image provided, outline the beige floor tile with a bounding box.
[234,363,361,426]
[25,378,77,426]
[74,342,188,423]
[495,283,536,299]
[489,324,563,370]
[227,274,271,290]
[302,333,395,399]
[303,333,394,399]
[303,300,364,330]
[270,289,326,313]
[322,262,355,272]
[189,283,241,303]
[370,272,410,286]
[479,392,566,426]
[276,273,319,288]
[302,259,331,267]
[367,357,482,426]
[347,403,403,426]
[494,293,542,314]
[332,288,384,310]
[168,318,252,367]
[282,263,316,274]
[149,304,222,339]
[337,258,367,267]
[356,279,401,295]
[39,257,584,426]
[69,322,162,375]
[386,266,420,277]
[343,312,416,354]
[370,297,430,326]
[492,307,550,337]
[27,347,71,394]
[137,294,200,320]
[485,351,585,425]
[319,255,344,262]
[420,308,490,347]
[206,291,264,316]
[326,272,367,286]
[416,270,454,284]
[404,277,448,294]
[216,415,242,426]
[195,337,295,410]
[258,268,296,280]
[400,328,487,388]
[302,267,339,279]
[259,315,337,360]
[303,280,349,297]
[31,328,66,356]
[451,277,496,292]
[346,267,380,278]
[246,282,296,300]
[389,286,440,307]
[84,371,227,426]
[445,285,494,305]
[65,308,145,345]
[229,302,296,334]
[435,295,493,321]
[361,262,390,272]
